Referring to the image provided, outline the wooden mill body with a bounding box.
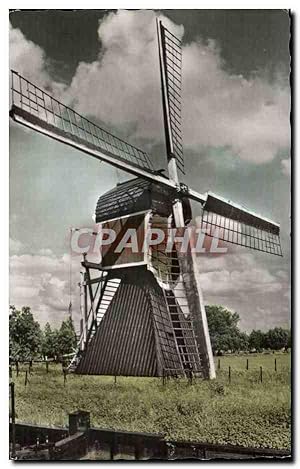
[75,178,207,378]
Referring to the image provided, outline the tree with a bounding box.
[265,327,290,351]
[234,331,249,353]
[56,317,77,358]
[9,305,42,360]
[205,305,247,354]
[41,322,56,359]
[248,329,266,352]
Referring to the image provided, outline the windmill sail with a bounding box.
[157,20,185,175]
[10,70,155,175]
[200,192,282,256]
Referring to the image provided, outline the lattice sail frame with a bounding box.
[10,70,154,172]
[200,192,282,256]
[157,20,185,174]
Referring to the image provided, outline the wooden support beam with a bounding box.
[82,275,106,286]
[83,273,88,347]
[10,105,207,205]
[81,260,105,271]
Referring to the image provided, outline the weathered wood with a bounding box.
[10,382,16,459]
[177,246,216,379]
[260,366,263,383]
[83,273,88,347]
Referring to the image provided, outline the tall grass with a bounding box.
[11,353,291,450]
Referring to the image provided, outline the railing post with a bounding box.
[260,366,263,383]
[10,382,16,459]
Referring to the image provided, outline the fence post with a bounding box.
[274,358,277,372]
[246,358,249,370]
[25,370,28,386]
[63,368,67,386]
[10,382,16,459]
[114,375,117,385]
[228,366,231,384]
[16,361,19,377]
[260,366,263,383]
[218,359,220,370]
[46,361,49,373]
[162,369,165,386]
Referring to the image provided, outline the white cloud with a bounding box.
[9,251,81,327]
[9,23,66,99]
[9,11,290,164]
[38,248,54,256]
[9,23,50,87]
[183,41,290,163]
[197,251,284,296]
[63,10,290,163]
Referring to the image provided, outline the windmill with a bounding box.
[9,19,282,380]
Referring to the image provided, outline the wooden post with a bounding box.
[83,272,88,348]
[16,361,19,377]
[260,366,263,383]
[10,382,16,459]
[218,359,220,370]
[228,366,231,384]
[114,375,117,385]
[274,358,277,372]
[162,368,166,386]
[25,370,28,386]
[246,358,249,370]
[177,247,216,379]
[46,361,49,373]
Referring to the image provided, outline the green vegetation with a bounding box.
[206,305,291,354]
[9,306,77,361]
[9,304,291,360]
[12,353,291,450]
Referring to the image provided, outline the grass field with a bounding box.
[11,353,291,450]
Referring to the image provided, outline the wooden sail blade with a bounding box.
[157,20,185,175]
[200,192,282,256]
[9,70,160,175]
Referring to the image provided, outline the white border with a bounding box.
[3,5,297,468]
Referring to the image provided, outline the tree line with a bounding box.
[9,304,291,361]
[9,305,77,361]
[205,305,291,355]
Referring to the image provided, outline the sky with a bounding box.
[9,9,291,331]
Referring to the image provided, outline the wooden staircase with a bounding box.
[68,276,121,372]
[148,214,203,377]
